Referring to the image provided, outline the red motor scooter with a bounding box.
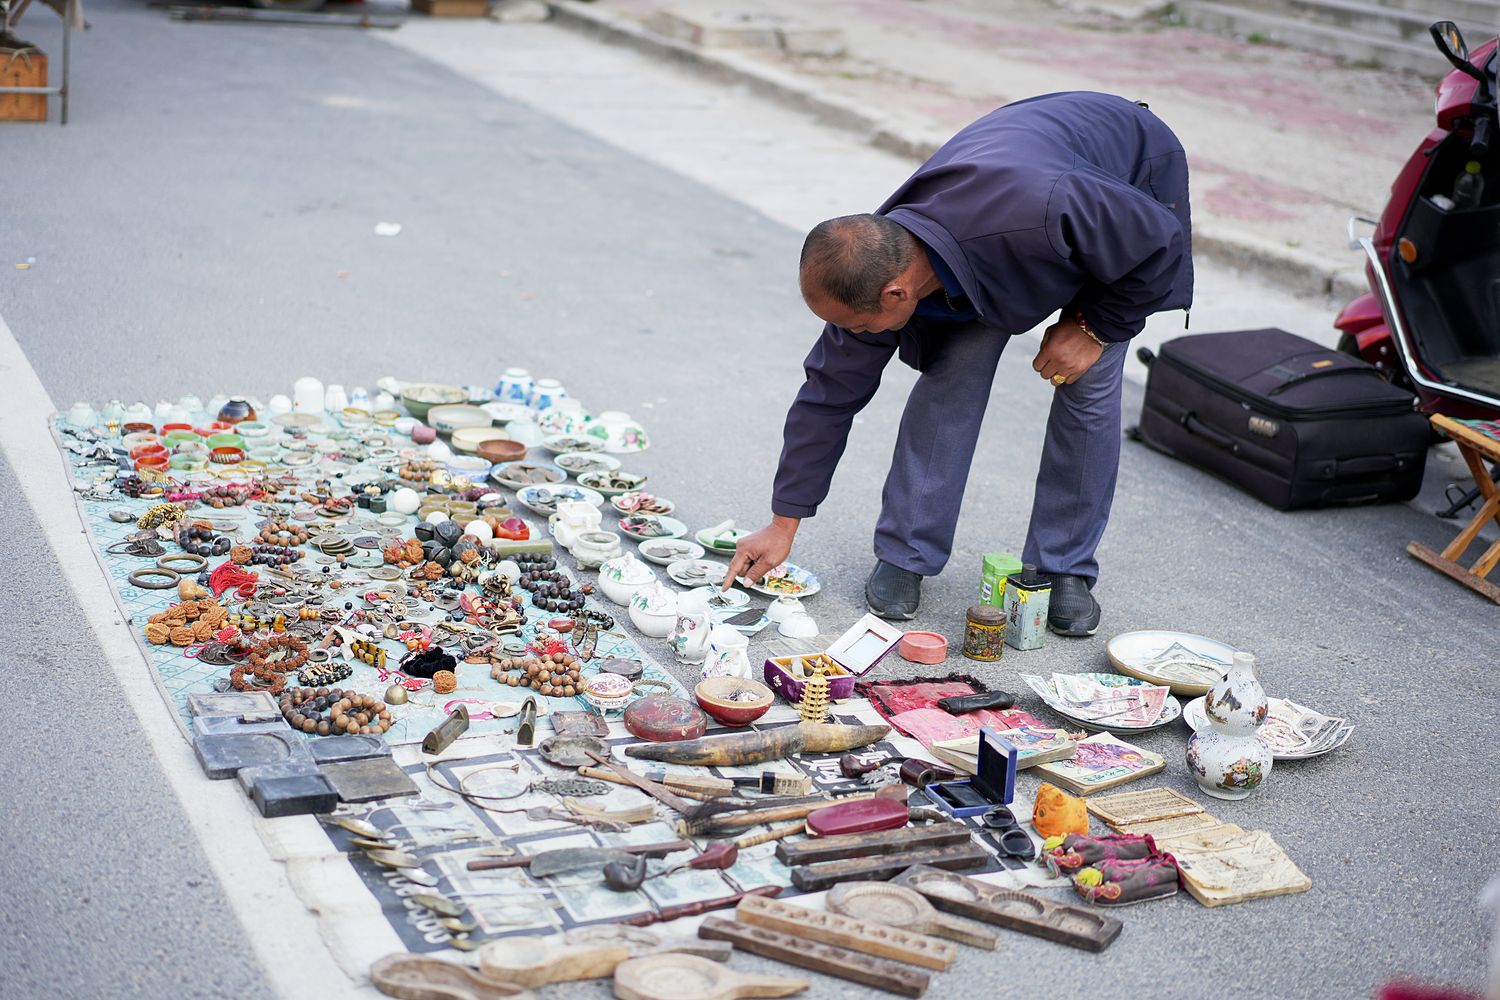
[1337,21,1500,422]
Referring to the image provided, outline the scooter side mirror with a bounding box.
[1430,21,1484,84]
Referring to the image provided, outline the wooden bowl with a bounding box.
[694,676,774,727]
[477,438,529,464]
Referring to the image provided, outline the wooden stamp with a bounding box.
[735,894,956,971]
[613,952,807,1000]
[790,842,988,892]
[775,822,972,866]
[826,882,1000,951]
[477,936,630,987]
[698,917,930,998]
[890,865,1122,952]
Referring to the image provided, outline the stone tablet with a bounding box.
[237,759,323,796]
[188,691,280,718]
[194,730,312,780]
[252,773,340,818]
[308,733,391,764]
[320,757,420,803]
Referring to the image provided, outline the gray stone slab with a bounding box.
[193,731,312,780]
[307,734,391,765]
[236,760,324,797]
[251,773,339,818]
[193,714,292,739]
[188,691,279,718]
[319,757,420,804]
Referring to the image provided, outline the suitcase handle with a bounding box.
[1181,412,1238,453]
[1265,365,1387,397]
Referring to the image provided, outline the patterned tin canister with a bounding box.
[1003,564,1051,651]
[962,605,1006,661]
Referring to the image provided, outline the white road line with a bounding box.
[0,316,371,999]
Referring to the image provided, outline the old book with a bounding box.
[1086,786,1203,828]
[1157,824,1312,907]
[1116,812,1224,839]
[930,726,1075,775]
[1029,733,1164,794]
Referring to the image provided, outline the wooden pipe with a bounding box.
[625,722,890,767]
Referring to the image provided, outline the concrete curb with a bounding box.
[548,0,1367,304]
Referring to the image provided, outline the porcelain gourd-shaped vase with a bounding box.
[669,590,712,665]
[1186,651,1273,800]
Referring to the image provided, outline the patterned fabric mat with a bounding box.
[52,417,683,745]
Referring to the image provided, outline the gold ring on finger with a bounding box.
[1051,374,1067,386]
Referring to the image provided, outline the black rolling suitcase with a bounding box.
[1135,329,1430,509]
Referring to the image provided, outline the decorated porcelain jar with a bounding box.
[629,581,678,638]
[669,590,712,665]
[1186,651,1273,800]
[529,378,567,411]
[703,624,752,681]
[538,398,591,436]
[598,552,656,605]
[496,368,534,404]
[590,410,650,454]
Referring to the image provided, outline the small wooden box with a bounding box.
[0,48,48,123]
[410,0,488,16]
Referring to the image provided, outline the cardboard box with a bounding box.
[0,47,47,123]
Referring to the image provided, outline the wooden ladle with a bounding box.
[825,881,1000,950]
[478,936,631,988]
[369,954,533,1000]
[613,953,807,1000]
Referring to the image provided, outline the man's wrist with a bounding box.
[769,514,801,536]
[1072,310,1109,349]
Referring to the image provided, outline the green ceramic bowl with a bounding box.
[401,383,466,421]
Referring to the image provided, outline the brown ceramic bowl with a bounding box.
[477,438,529,464]
[694,676,775,727]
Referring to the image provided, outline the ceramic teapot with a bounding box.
[703,624,752,681]
[669,590,712,665]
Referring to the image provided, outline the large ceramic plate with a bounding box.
[618,514,688,541]
[1023,672,1182,735]
[555,452,621,477]
[541,433,603,455]
[667,558,733,589]
[578,470,648,498]
[611,492,675,516]
[637,538,706,566]
[1107,630,1236,697]
[684,584,750,609]
[1183,696,1354,760]
[740,562,821,598]
[516,483,606,514]
[490,461,565,490]
[696,526,749,553]
[480,401,531,424]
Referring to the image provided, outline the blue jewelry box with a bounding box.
[921,728,1017,817]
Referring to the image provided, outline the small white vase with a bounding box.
[1186,651,1273,800]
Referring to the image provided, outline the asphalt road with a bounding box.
[1,1,1496,997]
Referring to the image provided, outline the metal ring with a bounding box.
[156,553,208,573]
[129,567,181,589]
[306,647,332,664]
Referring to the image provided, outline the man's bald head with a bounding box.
[799,214,917,313]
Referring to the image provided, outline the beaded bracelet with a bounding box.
[258,521,310,547]
[329,692,393,735]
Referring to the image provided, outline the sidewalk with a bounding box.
[551,0,1440,300]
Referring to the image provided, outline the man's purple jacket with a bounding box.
[772,91,1193,520]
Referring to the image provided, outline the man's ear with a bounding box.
[881,280,910,306]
